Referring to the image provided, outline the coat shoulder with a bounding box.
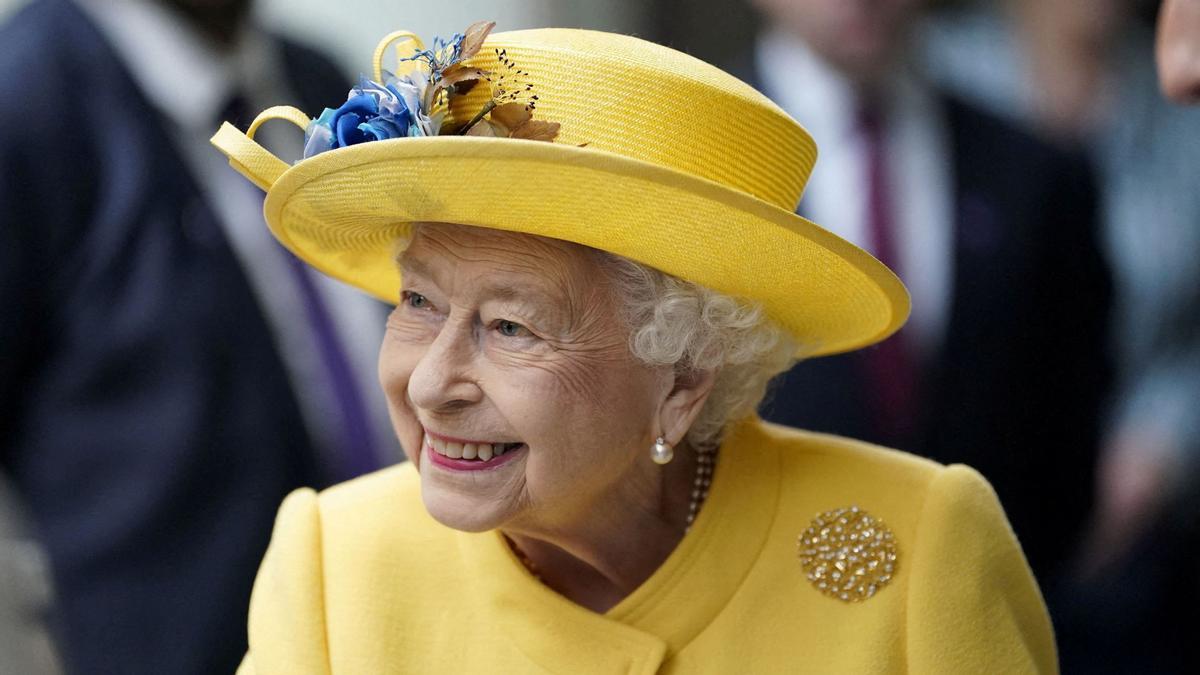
[254,463,436,592]
[749,421,1004,566]
[760,420,946,495]
[315,462,449,555]
[742,421,1054,674]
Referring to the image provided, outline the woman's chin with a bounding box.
[420,484,511,533]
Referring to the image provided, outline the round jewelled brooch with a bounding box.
[797,505,898,603]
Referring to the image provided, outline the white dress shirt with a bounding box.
[74,0,399,464]
[755,28,955,356]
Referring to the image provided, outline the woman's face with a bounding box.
[380,223,671,533]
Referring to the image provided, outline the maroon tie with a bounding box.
[857,104,919,444]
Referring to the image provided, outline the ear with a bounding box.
[656,367,718,447]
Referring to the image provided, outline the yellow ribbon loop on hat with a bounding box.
[373,30,426,82]
[247,106,311,140]
[210,106,310,191]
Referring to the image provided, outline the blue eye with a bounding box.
[497,320,527,337]
[403,291,430,309]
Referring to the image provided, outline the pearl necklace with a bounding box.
[685,447,716,532]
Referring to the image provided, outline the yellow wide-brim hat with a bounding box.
[212,26,909,357]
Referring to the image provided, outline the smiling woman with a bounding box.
[382,223,794,577]
[214,21,1057,675]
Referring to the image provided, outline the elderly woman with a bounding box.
[214,22,1055,674]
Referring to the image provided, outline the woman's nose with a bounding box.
[406,318,483,412]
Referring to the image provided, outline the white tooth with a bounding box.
[462,443,478,460]
[477,444,493,461]
[446,442,463,459]
[493,444,505,456]
[431,437,447,456]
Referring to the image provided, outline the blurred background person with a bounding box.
[924,1,1200,671]
[732,0,1113,617]
[1159,0,1200,102]
[0,0,397,671]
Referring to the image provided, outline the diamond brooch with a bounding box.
[797,505,898,603]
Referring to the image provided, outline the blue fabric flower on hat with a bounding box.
[303,75,430,158]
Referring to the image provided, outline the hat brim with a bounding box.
[264,136,909,357]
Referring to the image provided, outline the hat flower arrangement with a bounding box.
[302,20,560,159]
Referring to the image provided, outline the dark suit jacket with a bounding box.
[734,57,1112,586]
[0,1,348,672]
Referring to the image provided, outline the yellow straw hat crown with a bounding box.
[211,25,909,357]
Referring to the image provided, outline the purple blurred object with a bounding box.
[283,250,379,478]
[857,104,920,441]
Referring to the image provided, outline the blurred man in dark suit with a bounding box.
[0,0,393,672]
[739,0,1112,599]
[919,3,1199,670]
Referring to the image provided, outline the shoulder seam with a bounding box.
[313,493,334,674]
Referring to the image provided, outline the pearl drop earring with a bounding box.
[651,436,674,465]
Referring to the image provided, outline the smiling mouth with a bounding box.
[424,434,525,462]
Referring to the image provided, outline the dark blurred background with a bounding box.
[2,0,1196,673]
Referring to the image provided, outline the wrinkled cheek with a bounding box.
[557,359,651,416]
[378,337,424,464]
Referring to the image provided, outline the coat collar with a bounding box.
[458,418,782,672]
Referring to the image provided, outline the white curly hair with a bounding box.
[595,253,797,451]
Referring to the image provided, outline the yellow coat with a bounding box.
[237,419,1056,674]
